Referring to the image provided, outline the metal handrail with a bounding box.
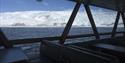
[6,31,124,45]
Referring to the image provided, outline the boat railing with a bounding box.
[0,31,124,47]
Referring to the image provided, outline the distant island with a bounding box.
[11,23,26,26]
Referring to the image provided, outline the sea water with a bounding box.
[1,27,124,40]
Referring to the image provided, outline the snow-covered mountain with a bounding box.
[0,10,123,27]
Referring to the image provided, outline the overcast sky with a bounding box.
[0,0,76,12]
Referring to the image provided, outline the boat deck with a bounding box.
[30,52,54,63]
[19,43,55,63]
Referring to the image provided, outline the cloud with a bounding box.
[0,10,124,27]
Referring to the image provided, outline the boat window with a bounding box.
[0,0,75,40]
[0,0,124,41]
[90,6,124,31]
[65,5,125,44]
[90,6,124,39]
[69,5,93,35]
[66,6,95,43]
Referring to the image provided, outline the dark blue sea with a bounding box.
[1,27,124,40]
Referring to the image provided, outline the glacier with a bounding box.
[0,10,124,27]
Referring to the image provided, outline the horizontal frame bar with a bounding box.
[1,31,123,45]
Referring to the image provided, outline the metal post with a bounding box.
[121,12,125,29]
[59,3,81,44]
[84,4,100,39]
[111,12,120,38]
[0,29,13,48]
[121,12,125,36]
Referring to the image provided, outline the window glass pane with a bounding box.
[0,0,124,41]
[90,6,124,33]
[0,0,75,40]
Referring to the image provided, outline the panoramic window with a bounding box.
[0,0,74,40]
[0,0,124,40]
[0,1,125,62]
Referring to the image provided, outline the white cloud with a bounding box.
[0,10,124,27]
